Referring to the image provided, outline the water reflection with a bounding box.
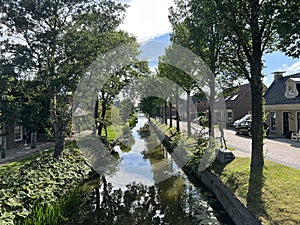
[68,115,233,225]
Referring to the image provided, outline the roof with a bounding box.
[264,73,300,105]
[225,83,251,109]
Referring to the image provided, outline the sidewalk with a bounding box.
[223,128,300,170]
[183,121,300,170]
[0,142,55,165]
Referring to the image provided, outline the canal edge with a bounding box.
[149,120,262,225]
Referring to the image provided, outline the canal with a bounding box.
[69,115,234,225]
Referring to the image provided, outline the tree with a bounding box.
[214,0,286,168]
[93,41,149,137]
[276,1,300,58]
[21,80,51,148]
[139,96,165,118]
[158,46,198,137]
[168,0,243,137]
[0,0,128,157]
[210,0,300,211]
[0,74,20,158]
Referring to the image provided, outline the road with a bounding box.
[177,121,300,170]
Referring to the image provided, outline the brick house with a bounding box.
[224,83,252,125]
[192,83,252,126]
[264,71,300,137]
[0,123,26,153]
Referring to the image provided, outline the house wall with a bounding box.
[232,91,252,123]
[266,105,300,137]
[0,124,24,150]
[266,110,283,136]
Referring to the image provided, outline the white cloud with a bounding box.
[286,61,300,74]
[119,0,174,42]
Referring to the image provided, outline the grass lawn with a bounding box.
[0,150,53,176]
[215,157,300,225]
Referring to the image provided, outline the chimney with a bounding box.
[272,71,285,81]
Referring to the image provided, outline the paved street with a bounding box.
[177,120,300,170]
[224,129,300,169]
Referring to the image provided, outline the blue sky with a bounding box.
[119,0,300,87]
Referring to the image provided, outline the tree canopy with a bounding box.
[0,0,131,157]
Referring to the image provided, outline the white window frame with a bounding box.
[227,110,233,122]
[230,94,239,100]
[14,124,23,142]
[270,112,276,131]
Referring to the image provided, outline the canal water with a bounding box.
[70,115,234,225]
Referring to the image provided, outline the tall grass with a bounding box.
[15,189,86,225]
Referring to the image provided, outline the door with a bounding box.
[283,112,290,135]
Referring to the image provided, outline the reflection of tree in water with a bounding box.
[118,126,136,153]
[68,124,232,225]
[71,174,225,225]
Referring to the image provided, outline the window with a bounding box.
[285,79,300,98]
[270,112,276,130]
[230,94,238,100]
[14,124,23,142]
[297,84,300,97]
[227,111,232,122]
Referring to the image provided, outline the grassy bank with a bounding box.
[0,151,49,176]
[0,141,93,225]
[215,158,300,225]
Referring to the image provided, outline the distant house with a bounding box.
[192,96,209,116]
[264,71,300,137]
[224,83,252,125]
[192,83,252,125]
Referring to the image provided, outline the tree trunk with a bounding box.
[1,124,6,158]
[164,99,167,125]
[98,100,107,136]
[250,79,264,167]
[176,88,180,132]
[169,101,173,128]
[51,93,66,158]
[31,131,37,148]
[249,0,264,168]
[161,106,164,123]
[93,98,99,136]
[209,78,215,138]
[53,130,65,158]
[187,90,191,137]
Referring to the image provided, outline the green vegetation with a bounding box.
[0,142,92,225]
[150,118,210,171]
[128,114,138,128]
[15,189,88,225]
[0,151,52,176]
[99,106,130,141]
[215,158,300,225]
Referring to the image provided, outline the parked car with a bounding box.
[235,120,270,137]
[233,114,251,130]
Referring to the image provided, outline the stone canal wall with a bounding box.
[149,120,261,225]
[200,170,261,225]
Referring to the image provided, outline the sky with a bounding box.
[118,0,300,87]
